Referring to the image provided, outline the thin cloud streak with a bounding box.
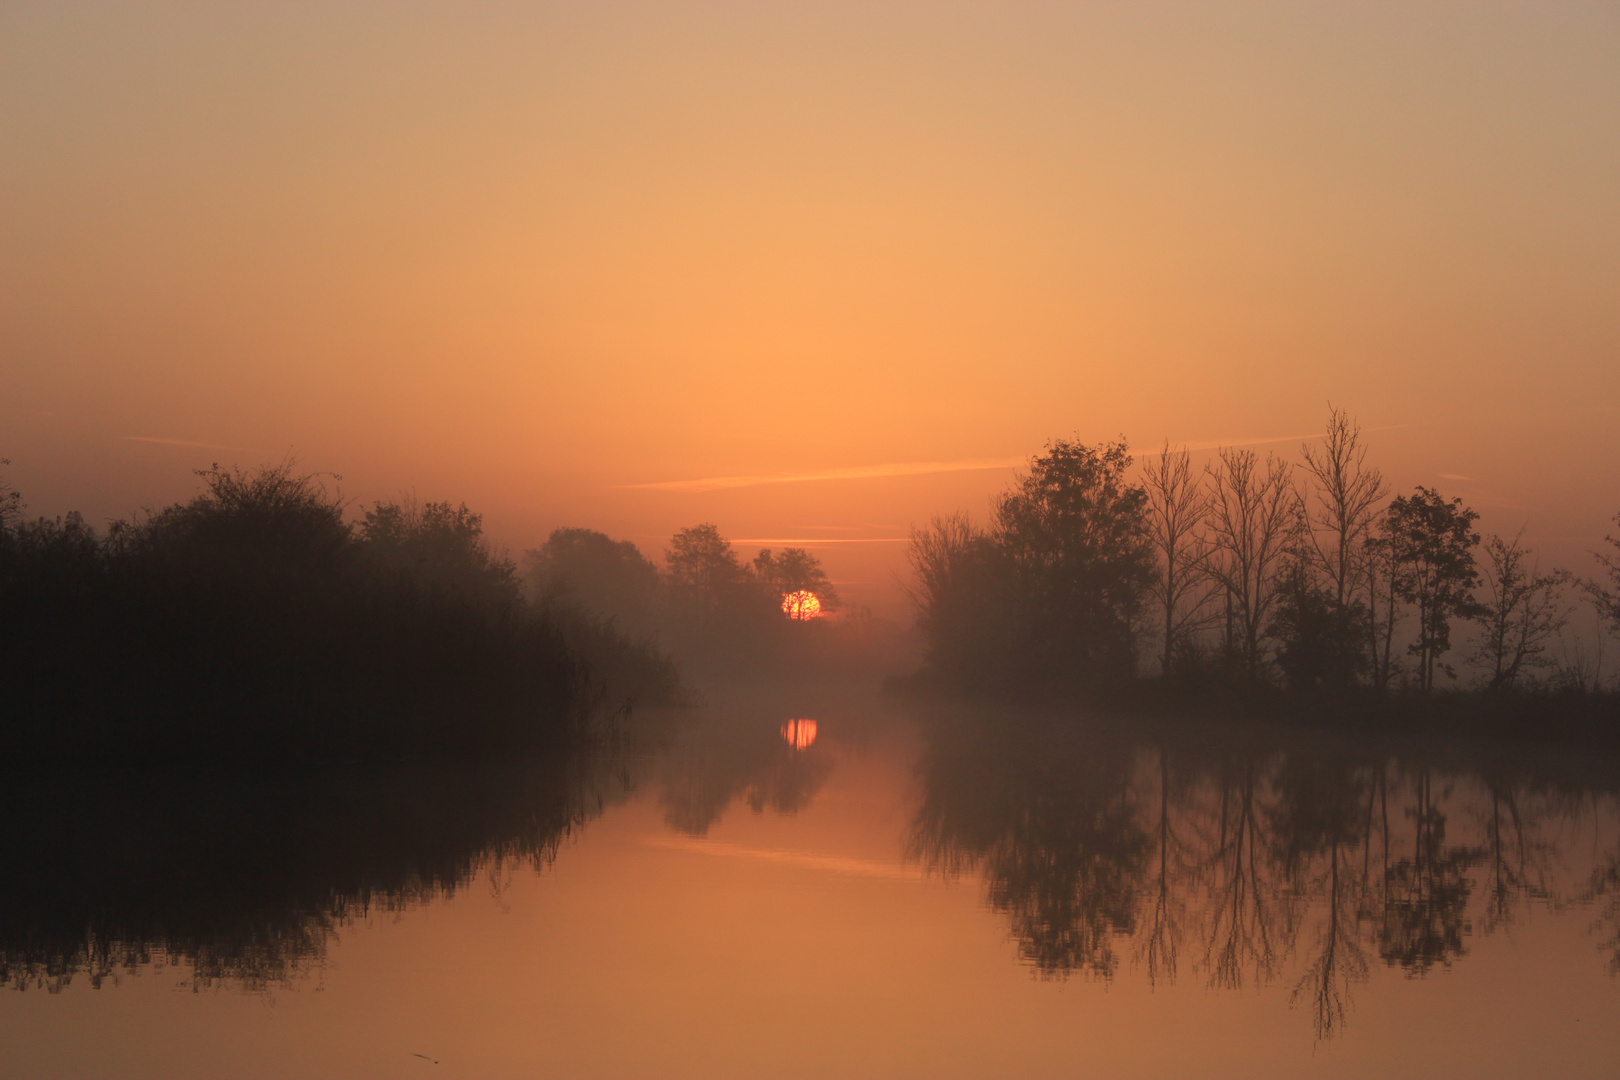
[645,836,918,882]
[621,457,1024,493]
[625,426,1420,494]
[124,436,244,451]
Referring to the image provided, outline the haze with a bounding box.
[4,2,1617,616]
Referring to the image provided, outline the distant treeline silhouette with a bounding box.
[524,521,905,679]
[907,409,1620,713]
[0,462,678,760]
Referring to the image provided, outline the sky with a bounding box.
[3,2,1618,616]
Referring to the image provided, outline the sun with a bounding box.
[781,590,822,620]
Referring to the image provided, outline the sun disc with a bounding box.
[781,590,822,620]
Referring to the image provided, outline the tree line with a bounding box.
[908,409,1620,700]
[524,522,840,642]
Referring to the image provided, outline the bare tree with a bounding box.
[1142,443,1214,677]
[1587,512,1620,644]
[1471,533,1572,692]
[1297,407,1387,610]
[1205,448,1296,682]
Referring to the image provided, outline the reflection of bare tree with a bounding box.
[1137,751,1193,986]
[907,702,1620,1041]
[1201,757,1290,990]
[1269,757,1375,1040]
[1477,777,1553,934]
[1378,771,1482,974]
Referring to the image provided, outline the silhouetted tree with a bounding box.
[1365,526,1405,692]
[994,438,1155,682]
[1382,488,1481,693]
[1471,533,1572,692]
[905,514,1015,678]
[664,523,760,633]
[1587,512,1620,646]
[1297,408,1387,611]
[524,527,659,630]
[0,458,21,534]
[1143,443,1215,678]
[1206,449,1295,682]
[753,547,840,611]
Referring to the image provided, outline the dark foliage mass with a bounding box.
[0,464,678,761]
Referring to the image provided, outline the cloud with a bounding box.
[621,457,1025,493]
[626,425,1417,494]
[123,436,243,451]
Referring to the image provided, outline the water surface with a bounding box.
[5,685,1620,1078]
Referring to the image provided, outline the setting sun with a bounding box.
[781,590,822,620]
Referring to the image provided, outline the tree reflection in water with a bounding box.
[0,755,635,993]
[907,705,1620,1040]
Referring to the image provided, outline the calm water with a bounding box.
[6,683,1620,1078]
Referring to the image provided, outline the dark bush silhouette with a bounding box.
[0,463,677,761]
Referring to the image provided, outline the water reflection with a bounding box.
[0,756,633,993]
[657,708,831,835]
[907,706,1620,1039]
[781,718,818,750]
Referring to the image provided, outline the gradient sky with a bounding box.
[4,2,1617,615]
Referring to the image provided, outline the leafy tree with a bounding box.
[664,523,755,630]
[753,547,840,611]
[524,528,659,629]
[994,438,1155,681]
[1471,533,1571,692]
[1382,487,1481,693]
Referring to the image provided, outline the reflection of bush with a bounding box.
[0,463,678,760]
[0,756,630,992]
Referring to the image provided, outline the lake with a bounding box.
[5,681,1620,1078]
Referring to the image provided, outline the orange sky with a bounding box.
[3,3,1618,615]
